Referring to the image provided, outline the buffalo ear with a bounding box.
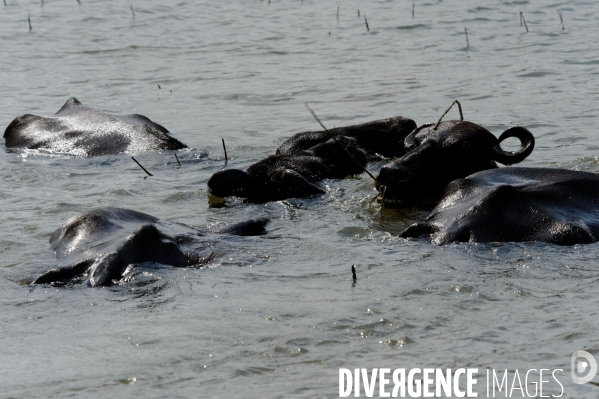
[493,127,535,165]
[31,259,93,285]
[280,169,325,197]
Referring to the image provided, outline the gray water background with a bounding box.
[1,0,599,397]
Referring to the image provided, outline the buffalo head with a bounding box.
[376,120,535,206]
[208,135,367,202]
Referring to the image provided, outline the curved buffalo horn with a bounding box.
[492,126,535,165]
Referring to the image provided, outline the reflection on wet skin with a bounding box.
[4,98,186,157]
[32,207,269,287]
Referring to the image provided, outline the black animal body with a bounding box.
[276,116,417,158]
[400,167,599,246]
[208,136,368,202]
[32,207,268,287]
[376,120,535,206]
[4,98,186,156]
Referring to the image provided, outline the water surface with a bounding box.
[1,0,599,397]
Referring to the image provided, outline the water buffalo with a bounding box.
[376,120,535,206]
[4,98,186,156]
[32,207,268,287]
[276,116,417,158]
[208,135,368,202]
[400,167,599,246]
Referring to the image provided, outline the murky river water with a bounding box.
[2,0,599,398]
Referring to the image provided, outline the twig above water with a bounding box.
[351,264,357,284]
[28,14,32,31]
[222,138,228,164]
[558,10,564,31]
[305,104,327,131]
[465,27,469,50]
[364,16,369,32]
[520,12,529,33]
[304,103,379,184]
[175,152,181,168]
[131,157,153,177]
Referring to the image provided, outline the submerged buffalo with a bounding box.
[208,135,369,202]
[400,168,599,246]
[208,116,417,203]
[32,207,268,287]
[276,116,417,158]
[376,120,535,206]
[4,98,186,156]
